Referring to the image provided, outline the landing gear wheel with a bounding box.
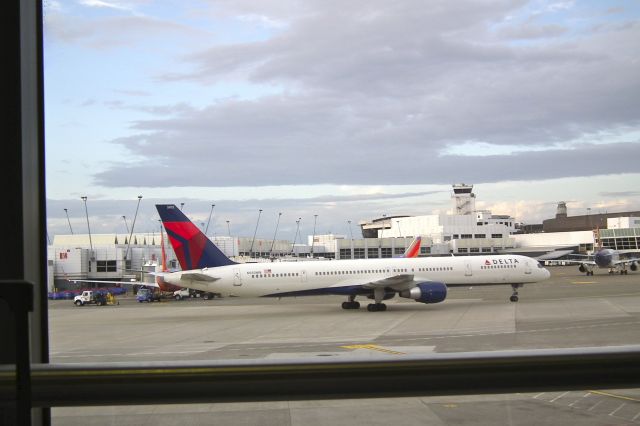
[510,284,521,303]
[341,301,361,309]
[367,303,387,312]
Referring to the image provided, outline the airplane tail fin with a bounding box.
[402,236,422,258]
[156,204,236,269]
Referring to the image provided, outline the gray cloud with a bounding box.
[599,191,640,198]
[79,1,640,190]
[45,1,640,204]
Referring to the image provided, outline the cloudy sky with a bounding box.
[44,0,640,240]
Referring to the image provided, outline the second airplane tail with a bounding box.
[402,236,422,258]
[156,204,236,269]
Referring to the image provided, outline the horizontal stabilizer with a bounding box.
[180,273,220,282]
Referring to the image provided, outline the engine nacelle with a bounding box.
[400,282,447,304]
[631,261,638,272]
[578,264,586,273]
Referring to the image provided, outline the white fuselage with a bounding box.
[162,255,549,298]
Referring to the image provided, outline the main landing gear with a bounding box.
[367,287,388,312]
[341,295,360,310]
[367,303,387,312]
[342,288,389,311]
[510,284,522,303]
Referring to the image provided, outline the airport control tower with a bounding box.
[452,183,476,215]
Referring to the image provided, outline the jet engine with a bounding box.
[399,282,447,304]
[631,261,638,272]
[578,264,587,273]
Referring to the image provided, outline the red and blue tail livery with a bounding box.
[156,204,236,269]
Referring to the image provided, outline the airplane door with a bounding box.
[464,260,473,277]
[300,270,307,282]
[524,261,532,275]
[233,268,242,286]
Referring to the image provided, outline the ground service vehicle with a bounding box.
[73,291,107,306]
[136,287,161,303]
[173,288,190,300]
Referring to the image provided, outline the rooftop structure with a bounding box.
[542,203,640,232]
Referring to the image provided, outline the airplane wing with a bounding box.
[614,257,640,266]
[363,274,415,290]
[535,250,575,261]
[548,259,596,266]
[68,279,159,288]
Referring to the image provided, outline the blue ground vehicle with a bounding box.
[136,287,161,303]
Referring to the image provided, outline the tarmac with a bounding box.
[48,266,640,425]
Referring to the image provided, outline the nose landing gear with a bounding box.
[510,283,522,303]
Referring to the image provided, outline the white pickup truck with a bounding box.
[173,288,191,300]
[74,290,107,306]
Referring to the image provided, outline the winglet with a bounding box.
[156,204,236,269]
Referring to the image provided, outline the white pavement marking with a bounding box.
[609,403,626,417]
[550,391,569,403]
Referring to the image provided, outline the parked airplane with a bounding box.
[563,248,639,276]
[157,204,549,311]
[557,228,639,276]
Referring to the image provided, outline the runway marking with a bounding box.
[609,403,626,417]
[571,281,597,284]
[341,344,405,355]
[550,391,569,403]
[587,399,605,411]
[568,393,591,407]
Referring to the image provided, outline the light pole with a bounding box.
[122,215,130,234]
[80,196,93,250]
[125,195,143,262]
[64,208,73,234]
[205,204,215,236]
[291,218,301,255]
[249,209,263,258]
[226,220,231,237]
[180,202,184,211]
[311,214,318,257]
[380,214,387,238]
[347,220,354,260]
[269,212,282,257]
[397,220,401,237]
